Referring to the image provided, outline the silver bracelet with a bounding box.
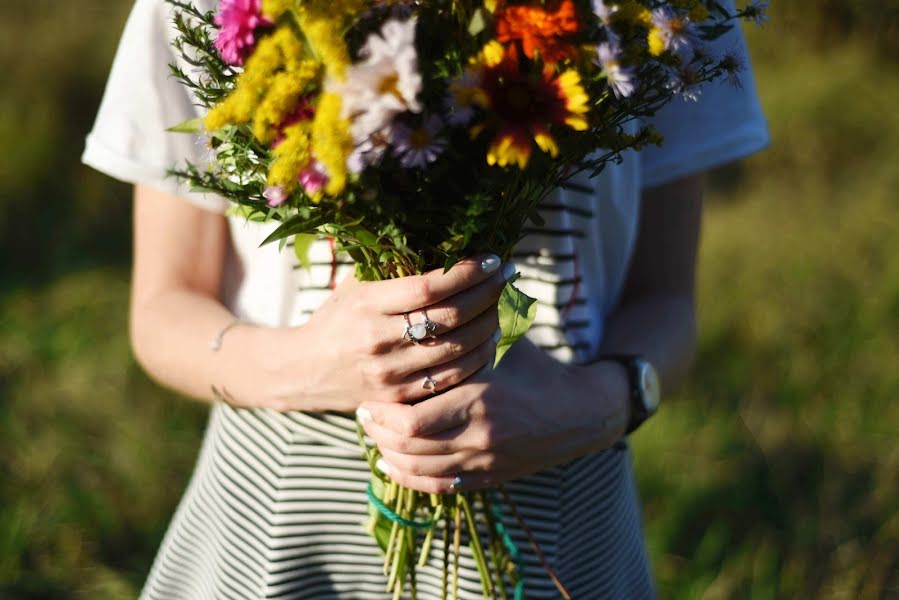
[209,319,245,352]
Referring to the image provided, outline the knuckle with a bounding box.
[408,277,433,308]
[400,414,424,438]
[473,427,495,452]
[362,360,393,386]
[394,434,414,454]
[443,339,466,360]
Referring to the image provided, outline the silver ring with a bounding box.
[449,474,463,492]
[422,375,438,392]
[403,313,438,344]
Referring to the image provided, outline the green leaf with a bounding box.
[494,274,537,366]
[259,212,326,247]
[468,8,486,36]
[292,233,316,272]
[166,117,205,134]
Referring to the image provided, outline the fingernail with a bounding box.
[356,406,372,425]
[492,328,502,344]
[375,458,392,476]
[502,263,517,281]
[481,254,501,273]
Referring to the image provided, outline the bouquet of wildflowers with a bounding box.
[166,0,767,596]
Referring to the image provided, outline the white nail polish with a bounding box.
[502,263,517,281]
[492,328,502,344]
[481,255,501,273]
[356,406,372,425]
[375,458,392,475]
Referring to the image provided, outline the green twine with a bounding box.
[489,491,525,600]
[366,483,435,531]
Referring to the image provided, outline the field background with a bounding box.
[1,1,897,598]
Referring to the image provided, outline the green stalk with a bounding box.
[459,494,494,599]
[480,493,509,600]
[384,482,403,578]
[418,503,444,568]
[442,505,450,600]
[452,504,462,600]
[387,487,410,591]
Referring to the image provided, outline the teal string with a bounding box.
[366,483,435,531]
[489,491,525,600]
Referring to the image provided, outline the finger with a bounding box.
[371,254,505,314]
[379,447,482,478]
[395,310,499,378]
[359,383,482,440]
[402,261,515,338]
[400,334,498,401]
[361,416,465,455]
[374,458,505,495]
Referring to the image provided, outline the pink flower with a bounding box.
[213,0,272,66]
[263,185,288,207]
[299,162,329,196]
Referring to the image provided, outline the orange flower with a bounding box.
[495,0,581,64]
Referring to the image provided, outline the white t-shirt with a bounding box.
[82,0,769,364]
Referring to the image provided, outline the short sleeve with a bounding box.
[82,0,229,213]
[639,6,770,188]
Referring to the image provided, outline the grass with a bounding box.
[1,3,897,599]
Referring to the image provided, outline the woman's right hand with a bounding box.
[267,254,515,413]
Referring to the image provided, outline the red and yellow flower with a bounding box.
[465,42,589,168]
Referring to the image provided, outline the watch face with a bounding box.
[638,361,661,413]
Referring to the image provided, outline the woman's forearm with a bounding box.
[598,293,697,396]
[129,287,301,410]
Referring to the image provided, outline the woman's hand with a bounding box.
[266,254,516,413]
[356,338,631,494]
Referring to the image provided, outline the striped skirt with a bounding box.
[139,404,655,599]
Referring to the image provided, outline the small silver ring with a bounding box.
[449,474,463,492]
[422,375,438,392]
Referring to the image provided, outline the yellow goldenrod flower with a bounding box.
[268,121,313,191]
[479,41,505,68]
[311,92,353,195]
[204,26,311,135]
[253,60,320,143]
[261,0,294,20]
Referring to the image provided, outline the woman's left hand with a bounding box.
[357,338,630,494]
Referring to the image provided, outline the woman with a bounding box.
[83,0,768,597]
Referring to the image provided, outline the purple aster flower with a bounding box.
[667,67,703,103]
[745,2,770,26]
[213,0,272,66]
[392,115,447,169]
[651,7,699,58]
[597,42,637,99]
[592,0,615,23]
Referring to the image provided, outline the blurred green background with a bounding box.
[1,1,897,598]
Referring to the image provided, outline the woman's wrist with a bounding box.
[565,360,631,455]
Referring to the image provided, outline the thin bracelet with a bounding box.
[209,319,245,352]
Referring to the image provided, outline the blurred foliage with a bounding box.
[1,1,897,599]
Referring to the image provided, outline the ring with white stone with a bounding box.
[403,313,438,344]
[449,474,463,492]
[422,374,438,392]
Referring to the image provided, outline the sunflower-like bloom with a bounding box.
[495,0,581,64]
[472,45,589,168]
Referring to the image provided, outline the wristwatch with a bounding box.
[602,355,661,435]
